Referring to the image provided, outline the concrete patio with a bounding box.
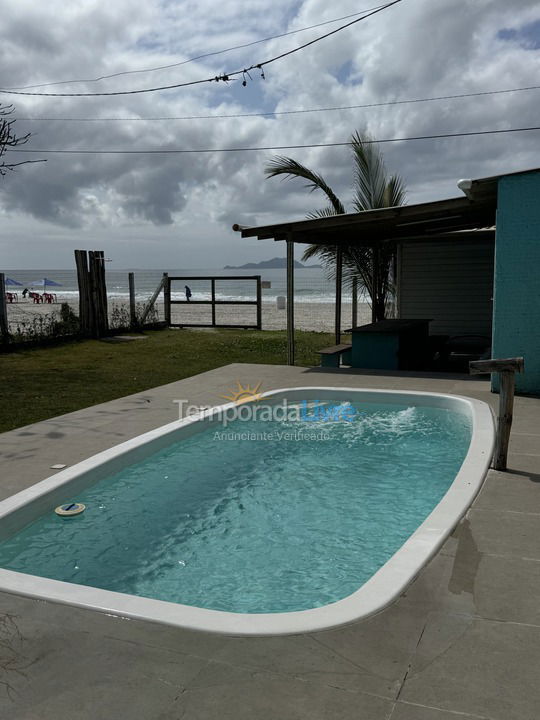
[0,363,539,720]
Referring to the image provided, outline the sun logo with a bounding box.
[220,380,263,405]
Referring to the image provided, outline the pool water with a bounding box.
[0,401,472,613]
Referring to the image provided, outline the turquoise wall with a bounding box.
[492,171,540,394]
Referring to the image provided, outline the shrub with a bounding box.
[7,303,80,344]
[109,302,159,331]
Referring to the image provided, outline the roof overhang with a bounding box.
[236,166,540,246]
[237,195,497,246]
[465,166,540,202]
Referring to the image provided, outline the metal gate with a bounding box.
[165,275,262,329]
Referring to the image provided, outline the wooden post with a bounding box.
[128,272,137,328]
[74,250,90,336]
[496,370,515,471]
[286,236,295,366]
[140,275,165,326]
[0,273,8,343]
[97,250,108,335]
[395,244,402,319]
[256,275,262,330]
[88,251,98,337]
[88,250,108,337]
[335,245,342,345]
[75,250,108,338]
[163,273,171,327]
[371,244,379,323]
[211,278,216,327]
[352,276,358,329]
[470,357,525,471]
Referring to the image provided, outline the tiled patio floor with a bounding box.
[0,363,539,720]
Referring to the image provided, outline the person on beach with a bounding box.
[22,288,28,298]
[185,285,192,302]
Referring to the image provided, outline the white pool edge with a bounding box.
[0,387,495,636]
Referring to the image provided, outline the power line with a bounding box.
[6,5,388,91]
[10,126,540,155]
[17,84,540,123]
[0,2,402,98]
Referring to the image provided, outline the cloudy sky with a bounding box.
[1,0,539,270]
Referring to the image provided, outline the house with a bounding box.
[235,167,540,395]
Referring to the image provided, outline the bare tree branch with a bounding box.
[0,104,46,175]
[0,159,47,176]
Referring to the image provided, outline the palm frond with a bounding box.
[301,244,321,262]
[265,135,406,321]
[301,243,337,264]
[351,132,389,211]
[384,174,407,207]
[265,155,345,214]
[306,205,341,220]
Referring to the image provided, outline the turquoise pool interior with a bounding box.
[0,400,472,614]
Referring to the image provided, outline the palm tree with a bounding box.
[265,131,406,321]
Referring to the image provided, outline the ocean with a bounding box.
[3,268,353,304]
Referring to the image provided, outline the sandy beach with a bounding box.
[6,297,371,333]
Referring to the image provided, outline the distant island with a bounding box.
[224,257,321,270]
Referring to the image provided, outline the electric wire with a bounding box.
[6,5,388,90]
[10,125,540,155]
[16,84,540,123]
[0,2,402,98]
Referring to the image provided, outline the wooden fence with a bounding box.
[74,249,108,338]
[0,274,8,344]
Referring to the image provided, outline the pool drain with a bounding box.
[55,502,86,517]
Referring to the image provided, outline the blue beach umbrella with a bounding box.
[5,277,23,286]
[30,278,63,288]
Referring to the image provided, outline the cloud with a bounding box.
[1,0,540,267]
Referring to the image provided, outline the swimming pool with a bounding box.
[0,388,494,635]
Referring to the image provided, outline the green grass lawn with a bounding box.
[0,329,334,433]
